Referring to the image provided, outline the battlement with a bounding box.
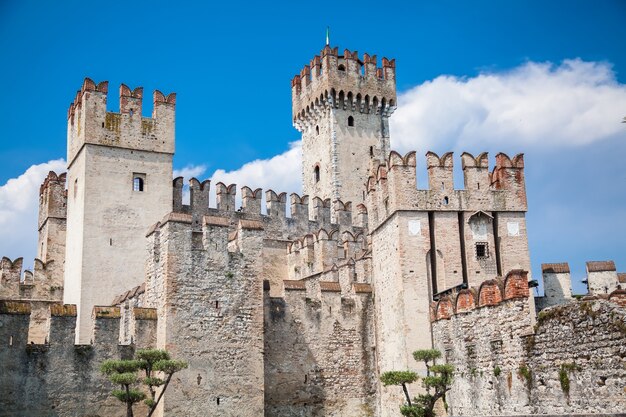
[38,171,67,230]
[430,269,530,321]
[292,46,396,128]
[286,227,370,281]
[67,77,176,165]
[0,257,63,301]
[171,176,369,233]
[366,150,527,229]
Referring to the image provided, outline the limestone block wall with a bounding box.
[536,263,573,310]
[64,78,175,342]
[370,211,433,417]
[431,274,626,416]
[264,280,376,417]
[0,301,156,417]
[586,260,619,295]
[145,215,266,417]
[293,46,395,206]
[431,271,535,416]
[528,295,626,414]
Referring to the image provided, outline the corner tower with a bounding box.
[64,78,175,341]
[292,46,396,206]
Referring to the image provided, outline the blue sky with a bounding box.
[1,0,625,293]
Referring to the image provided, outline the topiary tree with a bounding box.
[100,349,188,417]
[381,349,454,417]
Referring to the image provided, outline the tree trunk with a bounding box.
[402,383,412,407]
[125,385,134,417]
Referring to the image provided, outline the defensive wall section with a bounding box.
[431,270,626,416]
[0,301,157,417]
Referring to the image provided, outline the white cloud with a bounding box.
[209,141,302,194]
[173,164,207,179]
[0,159,66,263]
[390,59,626,153]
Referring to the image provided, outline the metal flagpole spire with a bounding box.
[326,27,330,46]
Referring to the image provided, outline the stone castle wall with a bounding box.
[0,302,156,417]
[432,275,626,416]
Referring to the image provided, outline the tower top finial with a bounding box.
[326,27,330,46]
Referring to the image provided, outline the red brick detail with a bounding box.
[436,297,453,320]
[541,263,570,274]
[478,280,502,307]
[455,289,476,313]
[586,260,616,272]
[618,273,626,284]
[608,289,626,308]
[504,270,529,300]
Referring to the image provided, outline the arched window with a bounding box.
[314,166,320,183]
[133,177,144,192]
[348,116,354,127]
[338,64,346,71]
[316,125,319,135]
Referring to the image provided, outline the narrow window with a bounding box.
[369,146,374,157]
[476,242,489,259]
[133,177,144,192]
[216,397,220,405]
[74,179,78,198]
[109,238,113,246]
[316,125,319,135]
[129,109,134,117]
[314,166,320,183]
[348,116,354,127]
[443,196,449,205]
[477,182,480,190]
[215,301,219,309]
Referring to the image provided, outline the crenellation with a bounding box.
[3,43,622,417]
[266,190,287,217]
[216,182,237,211]
[241,186,263,214]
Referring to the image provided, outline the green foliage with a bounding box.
[143,377,164,387]
[381,370,418,386]
[412,349,441,363]
[100,350,187,417]
[559,362,580,396]
[494,366,501,377]
[101,359,142,375]
[382,349,453,417]
[109,372,139,385]
[400,404,424,417]
[154,359,188,375]
[518,364,532,389]
[559,367,570,395]
[111,389,146,404]
[136,349,170,365]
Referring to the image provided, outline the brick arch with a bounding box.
[478,280,503,307]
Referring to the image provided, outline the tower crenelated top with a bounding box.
[291,46,396,130]
[66,78,176,166]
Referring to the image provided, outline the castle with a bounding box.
[1,44,625,417]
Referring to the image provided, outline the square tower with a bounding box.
[64,79,175,341]
[292,46,396,207]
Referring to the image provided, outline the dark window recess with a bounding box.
[476,242,489,259]
[314,166,320,183]
[216,397,220,405]
[348,116,354,126]
[370,146,374,157]
[338,64,346,71]
[133,177,144,192]
[315,125,319,135]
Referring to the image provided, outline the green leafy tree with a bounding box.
[381,349,454,417]
[101,349,188,417]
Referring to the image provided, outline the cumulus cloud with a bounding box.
[209,141,302,194]
[390,59,626,153]
[0,159,66,262]
[173,164,207,179]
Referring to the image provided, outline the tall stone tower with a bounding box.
[292,46,396,206]
[64,78,175,341]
